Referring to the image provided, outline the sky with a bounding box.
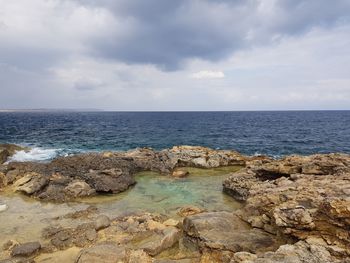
[0,0,350,111]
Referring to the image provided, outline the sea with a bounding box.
[0,111,349,162]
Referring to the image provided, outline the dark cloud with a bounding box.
[81,0,350,70]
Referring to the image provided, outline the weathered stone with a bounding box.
[14,172,48,194]
[64,180,95,197]
[251,241,334,263]
[76,243,127,263]
[94,215,110,230]
[11,242,41,257]
[141,226,181,256]
[163,219,180,227]
[171,170,189,178]
[84,169,135,194]
[223,153,350,261]
[127,249,153,263]
[183,212,281,254]
[177,206,204,217]
[233,251,258,262]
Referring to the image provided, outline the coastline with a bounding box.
[0,144,350,262]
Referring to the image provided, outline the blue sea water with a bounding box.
[0,111,349,160]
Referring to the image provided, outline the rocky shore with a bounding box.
[0,144,349,262]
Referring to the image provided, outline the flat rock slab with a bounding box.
[76,243,127,263]
[183,212,281,254]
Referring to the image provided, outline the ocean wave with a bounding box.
[7,147,60,162]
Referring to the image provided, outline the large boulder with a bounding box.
[84,168,135,194]
[13,172,49,194]
[183,212,281,254]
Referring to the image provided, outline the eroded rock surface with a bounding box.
[0,145,248,201]
[223,153,350,262]
[183,212,282,254]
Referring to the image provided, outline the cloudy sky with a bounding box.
[0,0,350,110]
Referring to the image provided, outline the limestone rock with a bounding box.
[94,215,111,231]
[171,170,189,178]
[127,249,153,263]
[141,226,181,256]
[64,180,95,197]
[177,206,204,217]
[233,251,258,262]
[251,241,334,263]
[76,243,127,263]
[14,172,48,194]
[84,168,135,194]
[183,212,281,253]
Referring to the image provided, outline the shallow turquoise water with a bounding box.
[0,166,241,253]
[85,166,242,216]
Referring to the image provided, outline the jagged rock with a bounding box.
[183,212,281,254]
[76,243,127,263]
[11,242,41,257]
[1,145,249,201]
[167,146,247,168]
[64,180,95,197]
[223,172,258,201]
[84,168,135,194]
[223,153,350,260]
[13,172,48,194]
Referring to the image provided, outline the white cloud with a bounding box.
[190,70,225,79]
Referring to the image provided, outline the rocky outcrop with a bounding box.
[0,145,248,201]
[223,153,350,262]
[183,212,283,254]
[0,144,28,164]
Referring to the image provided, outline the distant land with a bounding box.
[0,108,103,112]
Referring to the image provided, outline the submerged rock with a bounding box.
[171,169,189,178]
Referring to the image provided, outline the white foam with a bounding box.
[7,147,59,162]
